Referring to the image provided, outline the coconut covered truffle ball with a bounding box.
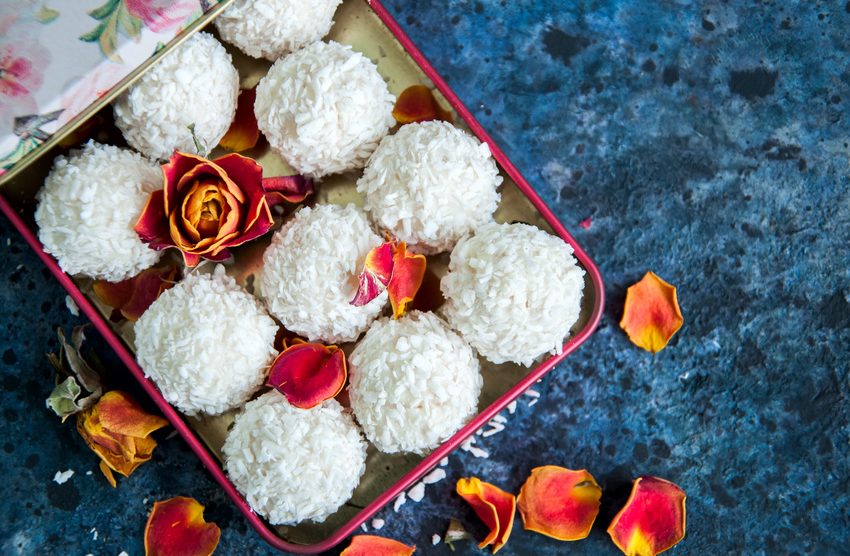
[349,311,483,454]
[223,391,367,525]
[255,40,395,177]
[135,266,278,416]
[358,121,502,254]
[441,222,585,366]
[113,32,238,160]
[259,204,386,343]
[34,141,162,281]
[214,0,341,61]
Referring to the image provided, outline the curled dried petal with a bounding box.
[262,174,315,207]
[350,241,395,307]
[393,84,453,124]
[620,271,683,353]
[341,535,416,556]
[267,342,347,409]
[219,87,259,152]
[93,265,180,322]
[517,466,601,541]
[607,476,687,556]
[387,242,426,319]
[144,496,221,556]
[456,477,516,553]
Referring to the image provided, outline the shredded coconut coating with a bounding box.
[349,311,483,454]
[113,32,239,160]
[441,222,586,366]
[258,204,386,343]
[214,0,341,61]
[223,391,367,525]
[254,41,395,178]
[134,266,278,416]
[34,141,162,281]
[358,121,502,254]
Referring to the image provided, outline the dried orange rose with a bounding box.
[219,87,259,153]
[135,151,275,267]
[456,477,516,553]
[350,239,426,319]
[144,496,220,556]
[341,535,416,555]
[266,340,347,409]
[76,390,168,487]
[393,84,453,124]
[517,466,601,541]
[620,271,683,353]
[607,476,687,556]
[92,264,180,322]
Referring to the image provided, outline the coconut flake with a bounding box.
[358,121,502,254]
[215,0,341,61]
[259,204,386,343]
[134,266,278,416]
[441,222,585,366]
[113,32,239,160]
[432,534,441,545]
[255,41,395,178]
[223,392,366,525]
[53,469,74,484]
[34,141,162,281]
[349,311,482,454]
[422,468,446,485]
[371,518,385,530]
[393,492,407,512]
[64,295,79,317]
[407,482,425,502]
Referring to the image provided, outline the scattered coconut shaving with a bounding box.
[64,295,79,317]
[215,0,341,61]
[258,204,386,343]
[113,32,239,160]
[393,492,407,512]
[357,121,502,254]
[255,41,395,177]
[441,222,585,366]
[223,392,367,525]
[134,266,278,416]
[34,141,162,281]
[407,482,426,502]
[349,311,482,454]
[53,470,74,484]
[422,468,446,485]
[371,518,385,530]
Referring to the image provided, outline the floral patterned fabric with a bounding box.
[0,0,224,176]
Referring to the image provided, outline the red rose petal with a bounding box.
[134,190,173,250]
[162,151,207,215]
[607,476,687,556]
[144,496,221,556]
[517,466,602,541]
[92,265,179,322]
[350,241,395,307]
[218,87,260,152]
[341,535,416,556]
[262,175,315,207]
[456,477,516,553]
[267,342,347,409]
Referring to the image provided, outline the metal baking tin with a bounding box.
[0,0,605,552]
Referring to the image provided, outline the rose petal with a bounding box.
[387,242,426,319]
[262,175,315,207]
[409,265,444,313]
[620,272,684,353]
[92,265,179,322]
[607,477,687,556]
[144,496,221,556]
[218,87,259,152]
[456,477,516,553]
[96,390,168,438]
[135,190,173,250]
[162,151,208,216]
[212,153,263,200]
[267,342,347,409]
[392,84,453,124]
[350,241,395,306]
[99,460,117,488]
[341,535,416,556]
[517,466,602,541]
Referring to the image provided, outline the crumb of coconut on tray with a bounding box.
[52,469,74,484]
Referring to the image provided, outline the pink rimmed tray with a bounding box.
[0,1,605,552]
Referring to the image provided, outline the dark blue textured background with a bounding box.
[2,1,848,554]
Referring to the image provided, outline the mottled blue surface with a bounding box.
[2,1,849,555]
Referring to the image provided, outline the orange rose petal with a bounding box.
[144,496,221,556]
[93,265,179,322]
[350,241,395,306]
[392,84,453,124]
[387,242,426,319]
[620,271,683,353]
[341,535,416,556]
[517,466,602,541]
[267,342,347,409]
[262,175,315,207]
[456,477,516,553]
[99,460,117,488]
[607,476,687,556]
[96,391,168,438]
[218,87,259,152]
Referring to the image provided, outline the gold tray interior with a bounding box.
[2,0,598,546]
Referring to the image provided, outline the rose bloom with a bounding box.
[135,151,273,266]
